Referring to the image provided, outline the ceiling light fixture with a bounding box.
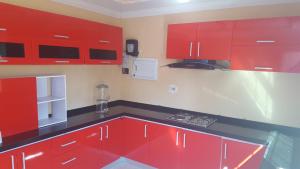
[177,0,190,3]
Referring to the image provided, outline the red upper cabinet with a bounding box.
[0,77,38,137]
[0,3,34,64]
[221,139,266,169]
[167,23,198,59]
[179,130,222,169]
[29,11,85,65]
[197,21,233,60]
[123,118,150,165]
[84,23,123,65]
[167,21,233,60]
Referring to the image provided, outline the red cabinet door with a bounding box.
[0,150,20,169]
[221,139,266,169]
[167,23,198,59]
[148,123,181,169]
[80,125,103,169]
[100,119,125,166]
[19,140,53,169]
[84,23,123,65]
[0,77,38,137]
[197,21,233,60]
[123,118,150,165]
[0,3,34,64]
[180,130,222,169]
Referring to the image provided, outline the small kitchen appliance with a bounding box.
[96,84,110,113]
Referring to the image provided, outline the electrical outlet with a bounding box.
[168,84,178,94]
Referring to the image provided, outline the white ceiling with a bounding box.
[53,0,300,18]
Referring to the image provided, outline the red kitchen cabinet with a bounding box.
[0,150,20,169]
[123,118,150,165]
[196,21,233,60]
[100,119,125,166]
[0,77,38,137]
[167,23,198,59]
[148,123,181,169]
[221,139,266,169]
[0,3,34,64]
[84,23,123,64]
[180,130,222,169]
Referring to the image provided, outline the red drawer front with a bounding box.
[52,132,82,155]
[52,150,84,169]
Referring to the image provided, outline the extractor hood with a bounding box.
[167,59,230,70]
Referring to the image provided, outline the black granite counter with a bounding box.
[0,101,299,169]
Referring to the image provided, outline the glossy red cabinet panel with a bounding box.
[167,23,198,59]
[197,21,233,60]
[0,150,19,169]
[84,24,123,65]
[123,118,150,164]
[52,149,83,169]
[148,123,181,169]
[221,139,266,169]
[100,119,125,166]
[52,131,82,155]
[0,77,38,137]
[180,130,222,169]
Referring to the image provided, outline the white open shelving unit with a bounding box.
[36,75,67,128]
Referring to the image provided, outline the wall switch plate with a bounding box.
[168,84,178,94]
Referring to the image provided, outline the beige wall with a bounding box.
[1,1,300,128]
[121,3,300,128]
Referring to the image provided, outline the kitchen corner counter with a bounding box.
[0,101,299,169]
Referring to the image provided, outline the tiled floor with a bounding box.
[102,157,157,169]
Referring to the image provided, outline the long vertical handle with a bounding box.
[22,152,26,169]
[100,127,103,141]
[183,133,186,148]
[197,42,200,57]
[176,131,179,146]
[144,125,148,138]
[224,143,227,160]
[105,125,109,139]
[11,155,15,169]
[189,42,193,57]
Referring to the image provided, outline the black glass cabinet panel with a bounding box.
[0,42,25,58]
[39,45,80,59]
[90,48,117,60]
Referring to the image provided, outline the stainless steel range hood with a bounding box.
[167,60,230,70]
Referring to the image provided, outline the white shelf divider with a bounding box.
[36,75,67,128]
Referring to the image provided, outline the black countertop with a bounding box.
[0,101,299,169]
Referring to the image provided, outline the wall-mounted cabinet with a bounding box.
[0,2,123,65]
[36,75,67,127]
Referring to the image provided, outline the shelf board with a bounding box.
[38,96,65,104]
[39,117,66,128]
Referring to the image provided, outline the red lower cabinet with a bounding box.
[180,130,222,169]
[221,139,266,169]
[148,123,181,169]
[100,119,125,166]
[123,118,150,164]
[0,150,19,169]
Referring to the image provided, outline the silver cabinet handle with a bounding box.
[256,40,275,43]
[60,140,77,147]
[189,42,193,57]
[224,143,227,160]
[197,42,200,57]
[22,152,26,169]
[54,35,70,39]
[144,125,148,138]
[101,61,112,64]
[99,40,110,44]
[176,131,179,146]
[11,155,15,169]
[254,67,273,70]
[55,60,70,64]
[105,125,109,139]
[0,28,7,31]
[61,157,77,166]
[87,132,97,138]
[0,59,8,63]
[100,127,103,141]
[183,133,186,148]
[24,152,43,160]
